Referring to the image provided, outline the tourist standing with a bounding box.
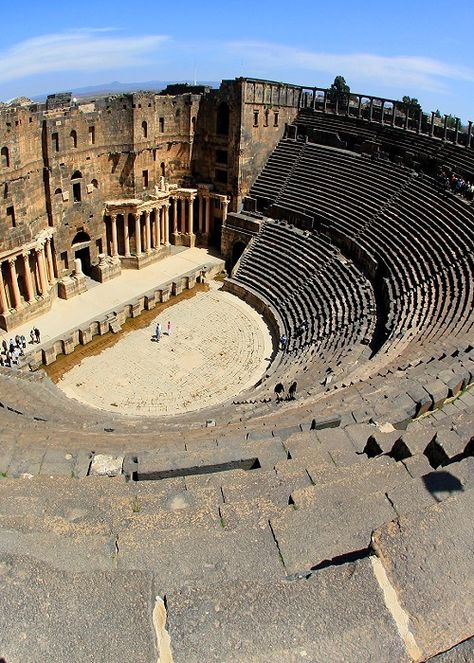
[167,321,172,336]
[30,329,35,344]
[288,381,298,400]
[155,322,161,342]
[34,327,41,344]
[274,382,285,402]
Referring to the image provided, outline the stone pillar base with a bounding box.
[171,232,183,246]
[185,232,196,248]
[90,255,121,283]
[58,274,87,300]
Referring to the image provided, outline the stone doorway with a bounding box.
[74,246,91,276]
[231,240,246,269]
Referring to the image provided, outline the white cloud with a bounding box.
[225,41,474,94]
[0,29,169,83]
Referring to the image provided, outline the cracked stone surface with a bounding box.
[165,558,408,663]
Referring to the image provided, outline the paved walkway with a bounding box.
[4,248,223,347]
[57,282,273,416]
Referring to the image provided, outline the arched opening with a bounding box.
[142,121,148,138]
[91,179,98,189]
[231,241,246,269]
[216,102,230,136]
[160,162,166,177]
[72,231,91,275]
[191,116,196,133]
[71,171,83,203]
[70,130,78,148]
[54,187,62,195]
[72,230,90,246]
[1,147,9,168]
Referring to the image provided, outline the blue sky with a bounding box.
[1,0,473,122]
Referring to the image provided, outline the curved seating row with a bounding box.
[295,107,474,175]
[248,138,474,372]
[231,219,375,392]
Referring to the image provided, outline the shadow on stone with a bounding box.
[422,471,464,503]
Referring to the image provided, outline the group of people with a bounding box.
[274,381,297,402]
[436,169,474,202]
[0,327,41,369]
[0,335,26,367]
[154,320,172,342]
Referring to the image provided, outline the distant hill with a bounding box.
[31,80,219,101]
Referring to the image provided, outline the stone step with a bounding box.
[386,456,474,516]
[125,444,266,481]
[0,553,156,663]
[220,496,286,529]
[0,528,116,571]
[425,636,474,661]
[372,487,474,661]
[270,490,396,575]
[291,455,410,507]
[117,524,285,593]
[165,557,408,663]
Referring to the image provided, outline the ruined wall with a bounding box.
[191,79,300,211]
[238,80,301,204]
[0,79,301,277]
[0,106,48,253]
[191,80,243,207]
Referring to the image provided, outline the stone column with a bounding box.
[467,121,473,149]
[205,197,211,234]
[45,238,55,282]
[155,207,161,247]
[323,91,327,113]
[417,110,423,134]
[0,267,8,314]
[172,198,178,235]
[180,198,186,234]
[36,245,48,295]
[198,196,204,233]
[124,214,131,257]
[430,111,436,137]
[164,204,170,245]
[144,211,151,253]
[443,114,448,141]
[8,257,21,309]
[391,103,396,126]
[111,214,118,257]
[188,198,194,234]
[357,96,362,119]
[454,118,460,144]
[380,101,385,125]
[22,252,35,302]
[222,198,229,224]
[369,99,374,122]
[404,109,409,131]
[135,213,142,256]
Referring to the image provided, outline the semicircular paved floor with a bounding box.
[57,283,273,417]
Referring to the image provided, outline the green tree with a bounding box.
[329,76,350,105]
[401,96,421,116]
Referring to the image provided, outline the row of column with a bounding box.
[109,205,170,258]
[307,89,473,148]
[0,238,55,314]
[171,197,194,236]
[197,196,229,233]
